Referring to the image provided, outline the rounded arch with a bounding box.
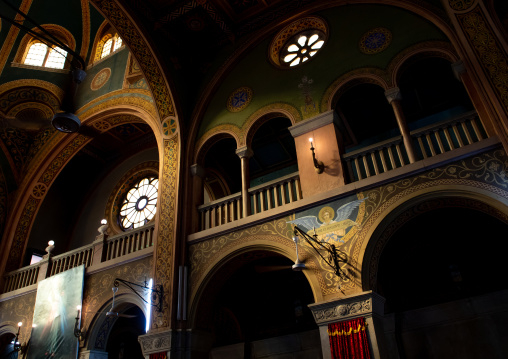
[194,129,241,165]
[188,239,324,328]
[323,70,389,112]
[0,105,160,272]
[389,42,459,87]
[85,291,148,352]
[359,186,508,292]
[242,103,301,148]
[13,24,76,68]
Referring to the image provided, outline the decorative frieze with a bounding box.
[138,330,172,355]
[309,291,385,325]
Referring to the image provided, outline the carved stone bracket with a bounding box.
[138,330,172,356]
[308,291,385,325]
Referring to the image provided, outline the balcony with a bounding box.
[1,224,155,296]
[1,112,498,298]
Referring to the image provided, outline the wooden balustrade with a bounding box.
[344,111,486,182]
[49,244,94,276]
[105,224,155,261]
[2,224,155,294]
[2,263,40,293]
[343,137,407,182]
[198,173,302,231]
[249,173,302,214]
[412,111,484,159]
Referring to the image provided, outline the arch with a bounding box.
[388,41,458,87]
[359,186,508,292]
[243,103,300,148]
[188,238,325,328]
[194,129,241,165]
[322,70,389,112]
[13,24,76,69]
[0,106,160,273]
[90,20,124,64]
[85,292,148,352]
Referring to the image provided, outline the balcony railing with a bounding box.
[2,223,155,294]
[344,111,485,182]
[198,173,302,231]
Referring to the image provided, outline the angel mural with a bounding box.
[287,198,366,243]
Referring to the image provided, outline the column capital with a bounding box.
[288,110,339,138]
[451,60,466,81]
[308,291,385,325]
[235,146,253,159]
[384,87,401,104]
[190,163,205,178]
[138,329,172,356]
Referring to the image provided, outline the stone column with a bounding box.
[190,164,206,232]
[442,0,508,151]
[289,110,346,198]
[385,87,417,163]
[235,146,253,218]
[308,291,387,359]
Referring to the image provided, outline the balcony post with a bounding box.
[385,87,417,163]
[91,222,109,266]
[235,146,253,218]
[36,241,55,281]
[191,163,206,231]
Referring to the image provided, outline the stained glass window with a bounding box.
[119,177,159,230]
[280,31,325,68]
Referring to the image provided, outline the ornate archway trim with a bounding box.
[0,79,64,101]
[187,238,324,328]
[193,126,241,165]
[90,0,176,122]
[321,70,389,112]
[361,191,508,292]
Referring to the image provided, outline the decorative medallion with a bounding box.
[226,87,253,112]
[359,28,392,55]
[32,183,47,199]
[162,118,177,136]
[269,16,328,68]
[91,68,111,90]
[448,0,475,12]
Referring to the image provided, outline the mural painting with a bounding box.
[27,265,84,359]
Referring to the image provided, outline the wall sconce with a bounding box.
[74,305,85,341]
[309,138,324,174]
[113,278,164,313]
[292,226,349,280]
[13,322,22,351]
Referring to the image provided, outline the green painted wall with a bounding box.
[198,4,448,138]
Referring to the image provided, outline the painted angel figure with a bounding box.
[287,198,366,242]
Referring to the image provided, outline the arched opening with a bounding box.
[203,137,241,203]
[398,56,474,128]
[105,306,146,359]
[194,250,320,358]
[249,117,297,187]
[335,83,398,151]
[0,333,17,359]
[24,121,158,263]
[376,204,508,358]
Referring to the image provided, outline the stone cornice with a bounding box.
[308,291,385,325]
[138,330,171,355]
[288,110,339,138]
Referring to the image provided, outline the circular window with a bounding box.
[279,30,325,67]
[269,16,328,69]
[119,177,159,230]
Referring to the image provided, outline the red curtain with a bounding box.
[328,317,372,359]
[149,353,167,359]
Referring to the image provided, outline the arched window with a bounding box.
[95,33,123,61]
[23,41,68,69]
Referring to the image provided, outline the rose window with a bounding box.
[280,30,325,67]
[119,177,159,230]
